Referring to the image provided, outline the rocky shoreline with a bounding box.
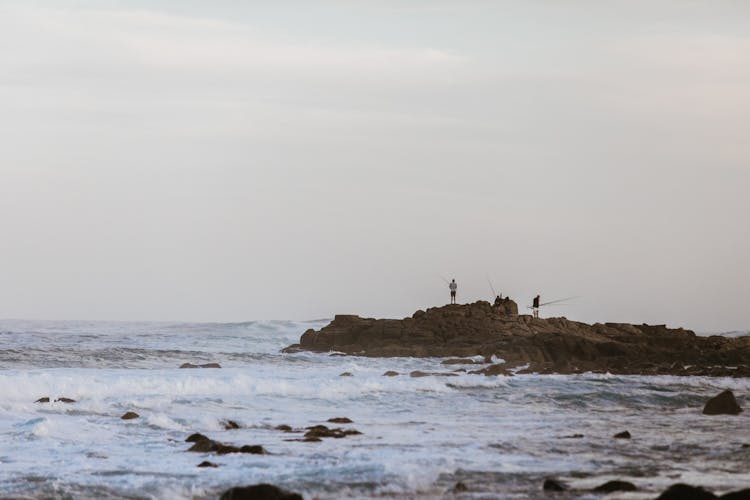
[284,300,750,377]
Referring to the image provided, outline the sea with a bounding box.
[0,319,748,499]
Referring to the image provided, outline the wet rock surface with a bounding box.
[703,390,743,415]
[185,433,266,455]
[286,300,750,376]
[179,362,221,369]
[656,483,717,499]
[543,478,567,491]
[593,480,637,492]
[219,484,302,500]
[303,424,362,440]
[120,411,139,420]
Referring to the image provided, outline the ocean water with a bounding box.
[0,320,748,499]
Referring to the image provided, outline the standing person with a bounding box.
[532,294,540,318]
[449,279,458,304]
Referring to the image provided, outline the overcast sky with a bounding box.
[0,1,748,331]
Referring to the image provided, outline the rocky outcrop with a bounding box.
[703,390,743,415]
[185,433,266,455]
[285,300,750,377]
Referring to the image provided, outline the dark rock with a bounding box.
[304,425,361,439]
[703,390,743,415]
[188,436,266,455]
[275,425,293,432]
[180,362,221,369]
[560,434,584,439]
[383,371,399,377]
[232,445,265,455]
[121,412,139,420]
[55,397,76,403]
[197,461,218,468]
[223,420,241,430]
[543,479,567,491]
[720,489,750,499]
[188,439,220,452]
[452,481,468,493]
[327,417,353,424]
[339,372,353,377]
[409,370,458,378]
[468,364,512,376]
[656,484,717,499]
[593,480,637,492]
[281,343,302,353]
[186,433,210,443]
[219,484,302,500]
[35,397,50,403]
[614,430,631,439]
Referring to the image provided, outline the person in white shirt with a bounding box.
[449,279,457,304]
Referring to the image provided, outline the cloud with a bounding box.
[0,4,465,85]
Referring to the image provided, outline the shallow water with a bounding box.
[0,319,748,499]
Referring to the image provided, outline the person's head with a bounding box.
[451,279,455,282]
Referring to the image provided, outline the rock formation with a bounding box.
[702,390,743,415]
[284,300,750,377]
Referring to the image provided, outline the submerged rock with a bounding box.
[452,481,468,493]
[222,420,241,430]
[409,370,458,378]
[275,425,293,432]
[339,372,353,377]
[382,371,399,377]
[593,480,637,492]
[304,425,361,439]
[185,433,266,455]
[656,484,717,499]
[121,412,139,420]
[180,363,222,369]
[55,397,76,403]
[197,461,218,468]
[219,484,302,500]
[468,364,512,376]
[613,430,631,439]
[34,397,50,403]
[703,390,743,415]
[543,479,567,491]
[327,417,353,424]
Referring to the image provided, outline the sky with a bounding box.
[0,1,748,331]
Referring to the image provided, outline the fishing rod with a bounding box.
[540,296,579,307]
[487,277,498,298]
[527,296,580,309]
